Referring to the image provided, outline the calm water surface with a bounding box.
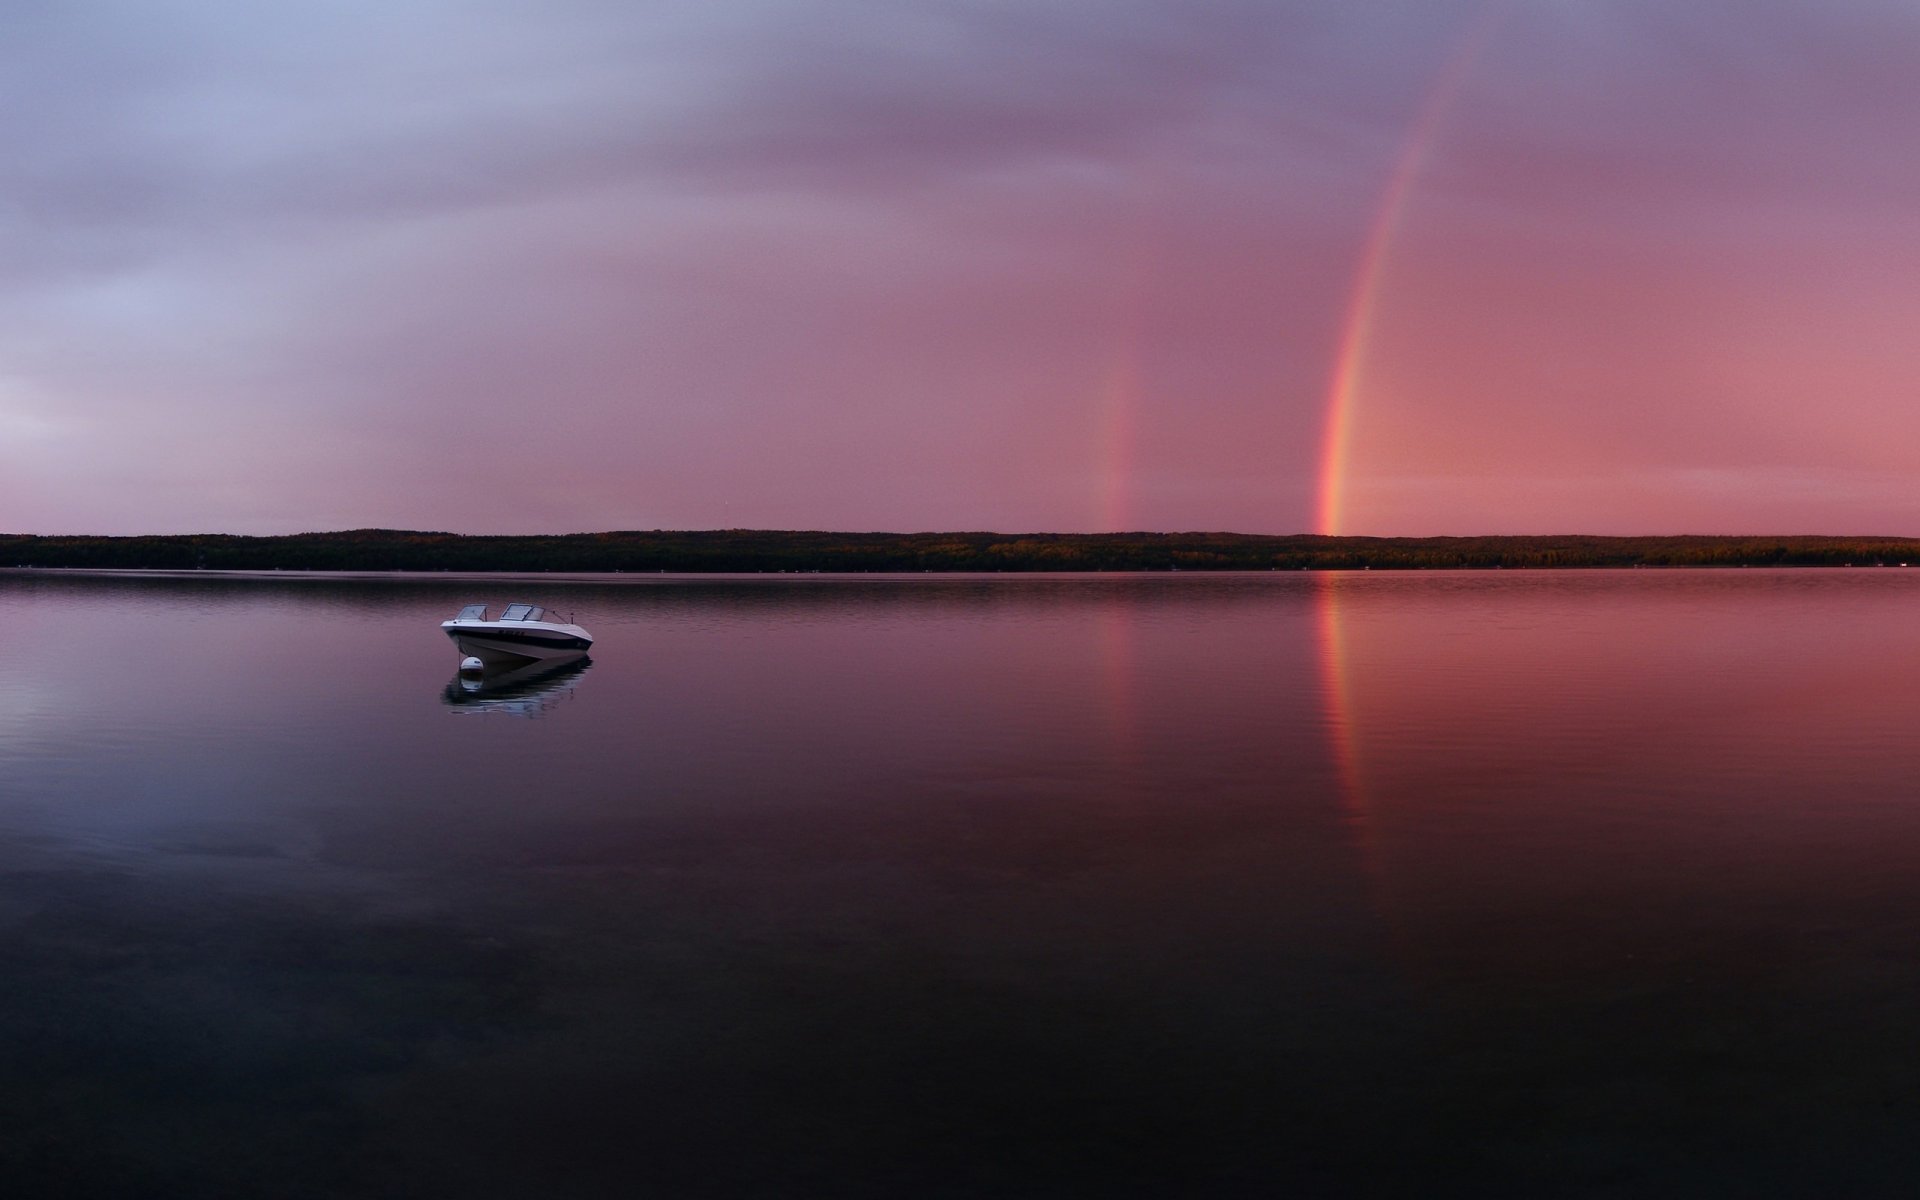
[7,568,1920,1197]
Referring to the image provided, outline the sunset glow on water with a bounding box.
[11,571,1920,1195]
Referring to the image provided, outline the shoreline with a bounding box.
[8,530,1920,573]
[7,563,1920,583]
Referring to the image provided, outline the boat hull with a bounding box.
[444,625,592,667]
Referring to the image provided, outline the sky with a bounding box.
[8,0,1920,536]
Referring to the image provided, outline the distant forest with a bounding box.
[8,529,1920,572]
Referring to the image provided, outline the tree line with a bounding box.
[7,529,1920,572]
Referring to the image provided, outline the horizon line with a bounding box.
[12,529,1920,542]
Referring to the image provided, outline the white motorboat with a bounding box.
[441,602,593,667]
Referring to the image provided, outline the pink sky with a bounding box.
[6,0,1920,536]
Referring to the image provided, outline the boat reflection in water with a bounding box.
[441,656,592,718]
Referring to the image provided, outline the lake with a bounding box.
[7,567,1920,1197]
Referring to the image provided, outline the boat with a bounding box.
[441,602,593,667]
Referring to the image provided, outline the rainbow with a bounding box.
[1099,348,1142,532]
[1098,221,1163,533]
[1315,14,1498,536]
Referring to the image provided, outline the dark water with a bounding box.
[7,568,1920,1197]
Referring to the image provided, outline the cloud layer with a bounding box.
[5,0,1919,534]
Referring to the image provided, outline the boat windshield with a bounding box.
[454,603,489,620]
[501,604,543,622]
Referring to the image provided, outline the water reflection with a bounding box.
[442,657,593,718]
[1312,571,1395,933]
[1309,569,1920,1135]
[15,569,1920,1195]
